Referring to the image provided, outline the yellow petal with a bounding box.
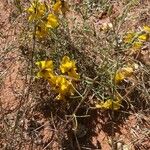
[115,72,125,83]
[54,76,73,96]
[36,71,43,78]
[53,0,62,13]
[124,32,135,43]
[53,0,69,15]
[27,2,47,22]
[115,66,133,83]
[48,74,57,85]
[95,102,105,109]
[60,56,76,74]
[35,61,43,67]
[132,41,143,49]
[27,7,34,13]
[36,23,49,38]
[35,60,54,80]
[122,67,134,76]
[138,33,149,41]
[36,60,53,70]
[46,14,59,28]
[143,25,150,33]
[45,61,53,70]
[96,99,121,110]
[62,56,70,62]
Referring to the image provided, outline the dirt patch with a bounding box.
[0,0,23,111]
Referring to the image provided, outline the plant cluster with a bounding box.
[27,0,69,38]
[123,25,150,54]
[26,0,150,110]
[95,35,149,110]
[96,64,135,110]
[96,25,150,110]
[36,56,79,100]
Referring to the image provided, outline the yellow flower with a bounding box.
[47,74,57,87]
[53,0,69,15]
[96,95,122,110]
[60,56,76,73]
[36,22,49,38]
[123,32,135,43]
[54,76,74,100]
[35,56,79,100]
[143,25,150,33]
[55,76,71,93]
[53,0,61,13]
[60,56,75,73]
[27,1,47,21]
[36,60,54,79]
[60,56,79,79]
[47,75,75,100]
[46,14,59,29]
[138,33,149,41]
[132,41,143,49]
[129,41,143,54]
[115,66,133,84]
